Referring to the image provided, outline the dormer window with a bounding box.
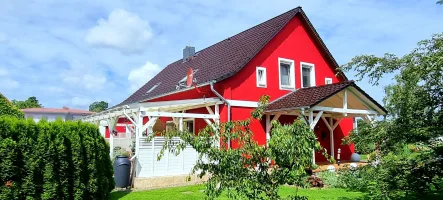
[256,67,267,88]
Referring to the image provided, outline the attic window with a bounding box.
[146,82,161,94]
[325,78,333,85]
[256,67,267,88]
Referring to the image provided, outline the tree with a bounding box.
[0,93,24,118]
[12,96,42,109]
[341,33,443,197]
[89,101,108,112]
[153,96,329,199]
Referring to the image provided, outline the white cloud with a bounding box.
[128,61,161,92]
[71,96,92,107]
[85,9,153,54]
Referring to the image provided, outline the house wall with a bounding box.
[113,14,357,172]
[215,15,354,160]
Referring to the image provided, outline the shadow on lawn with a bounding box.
[109,190,132,200]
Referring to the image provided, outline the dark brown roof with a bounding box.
[265,81,387,113]
[117,7,347,107]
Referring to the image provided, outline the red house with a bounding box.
[83,7,386,179]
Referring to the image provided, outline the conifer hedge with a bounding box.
[0,117,114,199]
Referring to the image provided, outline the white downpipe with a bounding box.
[210,82,231,148]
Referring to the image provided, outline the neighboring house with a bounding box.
[82,7,387,180]
[22,107,94,122]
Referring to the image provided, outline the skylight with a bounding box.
[146,82,161,94]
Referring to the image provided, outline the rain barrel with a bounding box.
[114,156,131,188]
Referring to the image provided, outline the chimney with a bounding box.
[183,46,195,61]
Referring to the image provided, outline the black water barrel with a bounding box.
[114,156,131,188]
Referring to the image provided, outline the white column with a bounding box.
[106,117,117,158]
[215,104,220,147]
[309,110,315,164]
[329,117,334,159]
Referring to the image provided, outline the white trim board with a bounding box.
[226,100,259,108]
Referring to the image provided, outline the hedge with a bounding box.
[0,117,114,200]
[0,93,24,119]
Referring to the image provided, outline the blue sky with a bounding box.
[0,0,442,109]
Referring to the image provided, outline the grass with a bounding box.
[360,154,368,161]
[110,184,365,200]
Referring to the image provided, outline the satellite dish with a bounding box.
[186,68,194,87]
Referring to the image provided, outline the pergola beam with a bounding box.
[311,106,378,115]
[143,112,218,119]
[310,111,323,129]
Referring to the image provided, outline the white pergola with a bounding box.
[81,98,223,159]
[265,86,387,163]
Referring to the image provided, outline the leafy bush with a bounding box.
[0,117,114,199]
[316,171,338,188]
[0,93,24,119]
[317,167,376,192]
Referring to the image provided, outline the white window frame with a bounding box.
[325,78,333,85]
[300,62,316,88]
[183,118,195,134]
[278,58,295,90]
[256,67,267,88]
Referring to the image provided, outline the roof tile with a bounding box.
[117,8,301,106]
[265,81,355,111]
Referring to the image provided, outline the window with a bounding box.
[183,119,194,133]
[256,67,267,88]
[278,58,295,90]
[146,82,161,94]
[325,78,333,85]
[300,62,316,88]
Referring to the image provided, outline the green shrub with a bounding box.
[0,93,24,119]
[316,171,339,188]
[0,117,114,199]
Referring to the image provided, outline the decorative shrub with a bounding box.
[0,117,114,199]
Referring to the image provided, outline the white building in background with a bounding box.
[21,107,94,122]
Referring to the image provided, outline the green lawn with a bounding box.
[110,184,365,200]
